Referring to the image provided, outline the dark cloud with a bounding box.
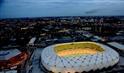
[85,8,100,14]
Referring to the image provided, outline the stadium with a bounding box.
[41,42,119,73]
[0,49,28,69]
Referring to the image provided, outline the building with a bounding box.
[41,42,119,73]
[0,49,28,72]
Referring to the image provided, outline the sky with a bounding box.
[0,0,124,18]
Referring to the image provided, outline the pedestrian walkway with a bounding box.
[27,48,45,73]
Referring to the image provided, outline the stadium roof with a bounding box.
[0,49,21,60]
[41,42,119,73]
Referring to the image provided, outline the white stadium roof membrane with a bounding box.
[41,42,119,73]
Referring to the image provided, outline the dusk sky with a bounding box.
[0,0,124,18]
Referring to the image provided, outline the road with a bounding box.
[26,48,45,73]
